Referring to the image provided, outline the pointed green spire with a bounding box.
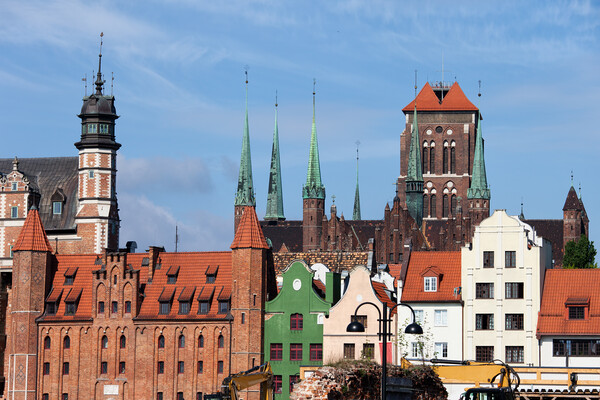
[353,144,361,220]
[467,115,490,200]
[235,72,256,207]
[265,94,285,221]
[406,106,424,227]
[302,81,325,200]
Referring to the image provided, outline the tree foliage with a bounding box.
[563,234,597,269]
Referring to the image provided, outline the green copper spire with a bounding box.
[467,115,490,200]
[353,143,361,220]
[405,106,424,227]
[235,71,256,207]
[302,80,325,200]
[265,94,285,221]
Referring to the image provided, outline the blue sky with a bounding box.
[0,0,598,252]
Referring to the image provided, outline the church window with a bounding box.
[443,195,449,218]
[450,147,456,173]
[43,363,50,375]
[64,336,70,349]
[62,362,69,375]
[389,253,394,262]
[429,145,435,173]
[120,335,126,348]
[423,195,428,217]
[158,335,165,349]
[11,206,18,219]
[125,301,131,314]
[422,147,428,173]
[443,146,448,174]
[435,126,443,133]
[218,361,224,374]
[101,335,108,349]
[112,301,118,314]
[178,334,185,348]
[53,201,62,215]
[157,361,164,374]
[218,334,225,348]
[451,195,457,216]
[44,336,51,349]
[430,195,437,217]
[198,334,204,348]
[98,301,105,314]
[197,361,204,374]
[178,361,184,374]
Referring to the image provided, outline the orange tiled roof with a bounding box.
[402,82,478,112]
[231,207,269,249]
[400,251,462,303]
[372,281,397,315]
[12,208,53,252]
[537,269,600,337]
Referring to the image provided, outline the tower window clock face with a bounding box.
[293,279,302,291]
[435,126,443,133]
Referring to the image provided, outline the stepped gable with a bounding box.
[402,82,478,112]
[563,186,582,211]
[399,251,461,303]
[231,206,269,249]
[537,269,600,337]
[12,207,53,252]
[0,157,78,231]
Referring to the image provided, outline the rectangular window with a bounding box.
[196,393,203,400]
[119,362,126,374]
[159,302,170,315]
[62,362,69,375]
[290,375,299,392]
[505,251,516,268]
[167,275,177,284]
[43,362,50,375]
[506,346,524,363]
[290,313,303,330]
[89,170,94,179]
[435,342,448,358]
[125,301,131,314]
[178,361,184,374]
[362,343,374,359]
[11,182,17,191]
[505,314,524,330]
[273,375,282,393]
[46,302,57,315]
[218,301,229,314]
[569,306,585,320]
[65,302,76,316]
[177,393,184,400]
[343,343,355,359]
[217,361,224,374]
[310,344,323,361]
[476,346,494,362]
[11,206,18,219]
[99,124,109,134]
[179,301,190,315]
[62,394,68,400]
[553,339,600,356]
[112,301,118,314]
[199,301,209,314]
[424,276,438,292]
[411,342,420,358]
[206,274,216,284]
[157,361,164,374]
[505,282,524,299]
[483,251,494,268]
[53,201,62,215]
[97,301,105,314]
[476,283,494,299]
[197,360,203,374]
[270,343,283,361]
[101,362,107,374]
[64,276,74,285]
[157,393,163,400]
[434,310,448,326]
[476,314,494,330]
[351,315,367,329]
[43,394,49,400]
[290,343,303,361]
[88,123,97,133]
[414,309,424,324]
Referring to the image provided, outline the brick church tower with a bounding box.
[563,185,589,247]
[302,85,326,252]
[230,206,269,400]
[74,40,121,253]
[7,207,53,400]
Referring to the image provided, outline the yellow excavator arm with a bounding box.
[221,363,273,400]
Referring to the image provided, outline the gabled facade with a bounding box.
[537,269,600,367]
[461,210,552,365]
[264,260,339,399]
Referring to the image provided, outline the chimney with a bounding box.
[147,246,164,283]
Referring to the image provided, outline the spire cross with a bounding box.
[355,140,360,161]
[95,32,105,95]
[331,194,336,204]
[111,72,114,96]
[275,90,278,108]
[571,170,574,186]
[82,74,87,96]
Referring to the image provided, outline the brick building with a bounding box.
[5,204,275,400]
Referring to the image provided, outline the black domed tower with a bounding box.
[74,39,121,252]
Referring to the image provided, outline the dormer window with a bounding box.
[64,268,77,286]
[64,288,82,316]
[217,286,231,314]
[167,266,180,284]
[178,287,195,315]
[566,298,589,320]
[158,287,175,315]
[424,277,437,292]
[569,306,585,319]
[53,202,62,215]
[45,288,63,316]
[205,265,218,283]
[197,287,214,315]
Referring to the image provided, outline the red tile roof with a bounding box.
[537,269,600,337]
[400,251,462,303]
[402,82,478,112]
[372,281,397,316]
[231,207,269,249]
[12,207,53,252]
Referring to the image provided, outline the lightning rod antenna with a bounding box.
[82,74,87,96]
[111,72,114,96]
[414,70,418,98]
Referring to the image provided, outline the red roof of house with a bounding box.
[400,251,462,303]
[372,281,397,316]
[402,82,478,112]
[39,251,233,322]
[13,207,53,252]
[537,269,600,337]
[231,207,269,249]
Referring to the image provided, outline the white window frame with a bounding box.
[411,342,419,358]
[53,201,62,215]
[413,309,424,324]
[424,276,437,292]
[435,342,448,358]
[434,309,448,326]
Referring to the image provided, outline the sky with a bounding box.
[0,0,598,252]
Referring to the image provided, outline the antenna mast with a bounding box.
[175,225,179,253]
[414,70,418,98]
[82,74,87,96]
[111,72,114,96]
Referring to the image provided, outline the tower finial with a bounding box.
[571,170,574,186]
[414,70,418,98]
[353,140,362,220]
[82,74,87,96]
[275,90,278,108]
[579,182,582,199]
[95,32,105,95]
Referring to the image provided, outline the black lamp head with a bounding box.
[404,322,423,335]
[346,320,365,333]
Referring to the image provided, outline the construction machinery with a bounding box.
[220,362,273,400]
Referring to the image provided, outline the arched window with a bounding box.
[443,146,448,174]
[44,336,51,349]
[430,195,437,218]
[450,147,456,174]
[63,336,70,349]
[158,335,165,349]
[120,335,126,349]
[451,195,457,216]
[423,195,428,217]
[218,334,224,348]
[178,334,185,349]
[290,313,303,330]
[198,334,204,348]
[443,194,449,218]
[422,147,428,173]
[101,335,108,349]
[429,144,435,173]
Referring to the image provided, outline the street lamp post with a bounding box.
[346,301,423,400]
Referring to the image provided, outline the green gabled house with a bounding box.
[264,260,340,398]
